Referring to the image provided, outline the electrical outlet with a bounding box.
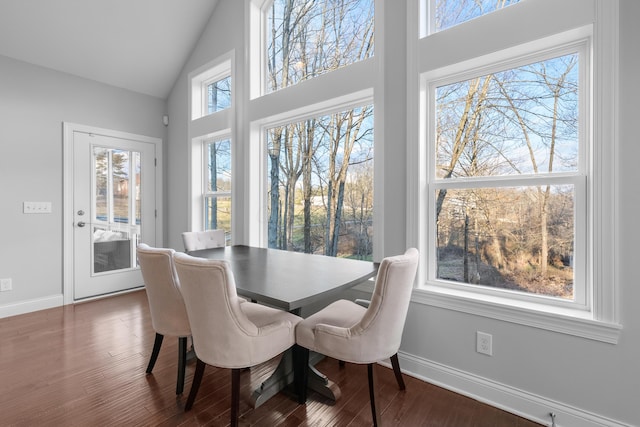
[476,331,493,356]
[0,278,12,292]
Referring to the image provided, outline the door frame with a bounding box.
[63,122,163,305]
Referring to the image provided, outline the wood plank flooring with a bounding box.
[0,290,542,426]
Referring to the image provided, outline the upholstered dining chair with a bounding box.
[294,248,419,426]
[181,229,225,253]
[173,252,303,427]
[136,243,192,395]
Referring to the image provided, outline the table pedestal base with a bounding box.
[250,350,339,408]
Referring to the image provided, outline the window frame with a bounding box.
[246,0,382,258]
[424,38,590,311]
[407,0,621,343]
[259,96,375,251]
[261,0,376,96]
[188,52,236,236]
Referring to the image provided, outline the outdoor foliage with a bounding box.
[205,139,232,239]
[266,0,374,259]
[434,0,520,32]
[434,52,579,299]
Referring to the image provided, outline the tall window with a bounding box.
[189,53,235,237]
[255,0,376,259]
[204,138,232,242]
[413,0,620,339]
[266,0,374,93]
[266,105,373,258]
[430,50,583,305]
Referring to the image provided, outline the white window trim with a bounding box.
[250,90,375,248]
[246,0,384,259]
[424,32,590,312]
[406,0,621,343]
[188,51,236,235]
[188,131,232,232]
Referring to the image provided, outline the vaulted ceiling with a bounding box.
[0,0,219,99]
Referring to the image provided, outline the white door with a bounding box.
[71,130,158,300]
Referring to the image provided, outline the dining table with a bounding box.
[188,245,378,407]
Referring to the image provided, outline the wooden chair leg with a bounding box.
[293,344,309,404]
[185,359,206,411]
[390,353,406,390]
[367,363,380,427]
[146,333,164,374]
[176,336,188,395]
[230,368,241,427]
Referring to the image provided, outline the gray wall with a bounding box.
[0,55,166,309]
[165,1,640,425]
[166,0,244,251]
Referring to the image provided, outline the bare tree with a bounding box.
[267,0,374,256]
[435,52,578,296]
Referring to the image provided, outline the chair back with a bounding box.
[174,253,277,368]
[181,230,225,252]
[137,244,191,337]
[353,248,419,359]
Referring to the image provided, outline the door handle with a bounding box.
[77,221,86,228]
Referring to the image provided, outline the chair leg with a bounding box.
[146,333,164,374]
[390,353,406,390]
[176,336,188,395]
[293,344,309,404]
[230,368,241,427]
[185,358,206,411]
[367,363,380,427]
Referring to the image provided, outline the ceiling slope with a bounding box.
[0,0,218,99]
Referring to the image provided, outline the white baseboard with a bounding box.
[0,294,63,319]
[389,351,631,427]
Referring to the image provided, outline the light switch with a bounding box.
[23,202,52,214]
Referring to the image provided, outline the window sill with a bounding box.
[409,285,621,344]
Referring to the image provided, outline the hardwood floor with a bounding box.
[0,291,542,426]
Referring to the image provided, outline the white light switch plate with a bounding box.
[23,202,52,214]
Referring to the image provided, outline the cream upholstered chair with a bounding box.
[136,244,191,395]
[173,252,302,426]
[181,229,225,252]
[295,248,419,426]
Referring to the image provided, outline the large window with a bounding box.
[430,49,584,307]
[266,0,374,93]
[266,105,373,258]
[251,0,377,259]
[410,0,620,339]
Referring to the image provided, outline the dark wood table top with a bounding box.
[188,245,378,313]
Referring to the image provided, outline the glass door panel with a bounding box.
[92,146,141,274]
